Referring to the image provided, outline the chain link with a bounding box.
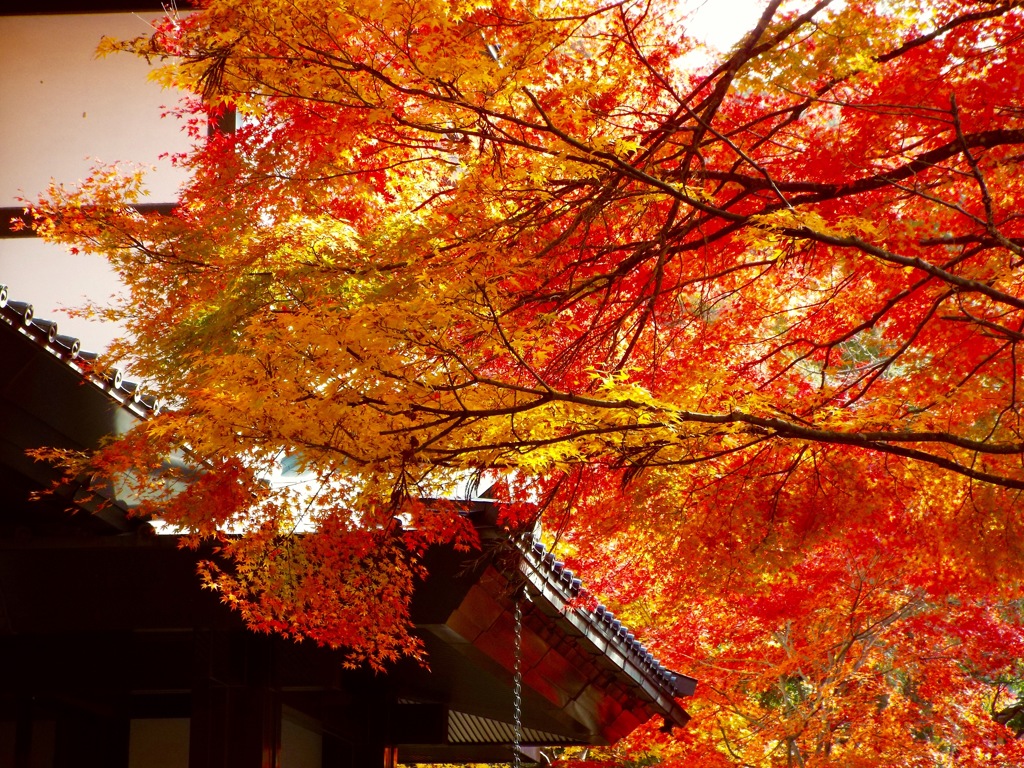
[513,594,523,768]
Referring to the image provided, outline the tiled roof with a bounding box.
[0,282,161,419]
[0,280,695,721]
[520,536,695,720]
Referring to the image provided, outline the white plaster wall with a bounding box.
[0,238,125,352]
[0,11,192,350]
[128,718,190,768]
[0,12,190,204]
[281,712,323,768]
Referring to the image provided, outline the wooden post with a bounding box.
[188,631,280,768]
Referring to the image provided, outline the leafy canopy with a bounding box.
[32,0,1024,763]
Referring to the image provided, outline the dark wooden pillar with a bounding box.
[189,631,280,768]
[10,704,56,768]
[12,695,35,768]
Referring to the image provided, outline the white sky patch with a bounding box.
[681,0,770,51]
[672,1,848,75]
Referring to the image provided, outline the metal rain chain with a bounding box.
[512,592,524,768]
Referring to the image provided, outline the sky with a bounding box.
[684,0,769,51]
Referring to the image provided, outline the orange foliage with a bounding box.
[31,0,1024,762]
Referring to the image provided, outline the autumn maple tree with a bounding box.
[29,0,1024,763]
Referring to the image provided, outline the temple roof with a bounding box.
[0,281,694,762]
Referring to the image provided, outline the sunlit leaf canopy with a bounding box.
[31,0,1024,763]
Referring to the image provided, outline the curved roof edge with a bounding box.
[0,282,161,420]
[519,535,695,728]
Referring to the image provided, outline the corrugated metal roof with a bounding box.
[448,709,580,746]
